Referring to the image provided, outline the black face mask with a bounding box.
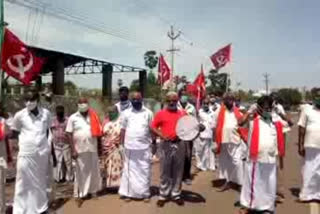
[225,102,233,110]
[120,96,128,102]
[202,105,209,112]
[167,103,177,111]
[131,100,142,110]
[57,112,64,117]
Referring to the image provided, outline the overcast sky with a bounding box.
[4,0,320,91]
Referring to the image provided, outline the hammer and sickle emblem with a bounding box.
[216,55,227,66]
[7,53,33,78]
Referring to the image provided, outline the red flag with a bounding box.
[1,28,46,85]
[210,44,231,70]
[157,54,171,85]
[194,65,206,110]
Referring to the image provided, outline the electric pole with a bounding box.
[263,73,270,95]
[167,25,181,79]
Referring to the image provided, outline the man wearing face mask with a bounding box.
[213,93,245,190]
[238,96,285,214]
[66,98,102,207]
[196,98,216,171]
[11,90,52,214]
[177,90,196,185]
[298,94,320,203]
[151,91,187,207]
[118,92,153,201]
[51,105,73,183]
[115,86,132,114]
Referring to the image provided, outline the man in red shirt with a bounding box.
[151,91,186,207]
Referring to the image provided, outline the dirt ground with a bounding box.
[5,115,311,213]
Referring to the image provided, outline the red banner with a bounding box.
[1,28,46,85]
[157,54,171,86]
[210,44,231,70]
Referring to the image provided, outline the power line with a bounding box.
[167,25,181,79]
[6,0,167,52]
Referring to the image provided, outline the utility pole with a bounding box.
[263,73,270,95]
[167,25,181,80]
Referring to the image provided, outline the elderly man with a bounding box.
[115,86,132,114]
[51,105,73,182]
[11,91,52,214]
[66,98,102,207]
[238,96,285,214]
[298,94,320,203]
[118,92,153,201]
[151,91,187,207]
[213,93,245,190]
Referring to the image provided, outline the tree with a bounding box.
[144,50,158,71]
[276,88,302,108]
[207,69,229,94]
[130,79,140,92]
[64,80,77,96]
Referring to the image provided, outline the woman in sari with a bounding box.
[100,106,123,188]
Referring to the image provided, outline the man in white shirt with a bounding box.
[11,91,52,214]
[271,96,293,201]
[115,86,132,114]
[196,98,216,171]
[66,98,101,207]
[298,95,320,202]
[177,90,196,185]
[238,96,285,214]
[118,92,153,201]
[213,93,245,190]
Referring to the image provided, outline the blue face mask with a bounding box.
[180,95,188,104]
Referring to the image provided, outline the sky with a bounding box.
[4,0,320,91]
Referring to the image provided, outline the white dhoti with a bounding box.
[240,160,277,212]
[119,148,151,199]
[74,152,101,198]
[196,138,215,171]
[218,142,246,185]
[299,147,320,201]
[53,143,73,182]
[13,151,50,214]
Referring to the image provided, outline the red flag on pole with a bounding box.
[1,28,46,85]
[210,44,231,70]
[157,54,171,86]
[194,65,206,110]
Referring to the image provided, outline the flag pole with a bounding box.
[0,0,5,103]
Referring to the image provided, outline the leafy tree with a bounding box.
[130,79,140,92]
[144,50,158,71]
[207,69,229,94]
[64,80,77,96]
[276,88,302,108]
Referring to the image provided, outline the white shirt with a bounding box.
[247,117,278,164]
[12,107,52,156]
[115,101,132,114]
[66,112,98,153]
[213,109,241,144]
[198,109,214,139]
[178,102,196,116]
[210,103,221,112]
[121,106,153,150]
[298,106,320,149]
[272,103,291,133]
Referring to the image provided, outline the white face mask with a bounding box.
[26,101,38,111]
[78,103,89,113]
